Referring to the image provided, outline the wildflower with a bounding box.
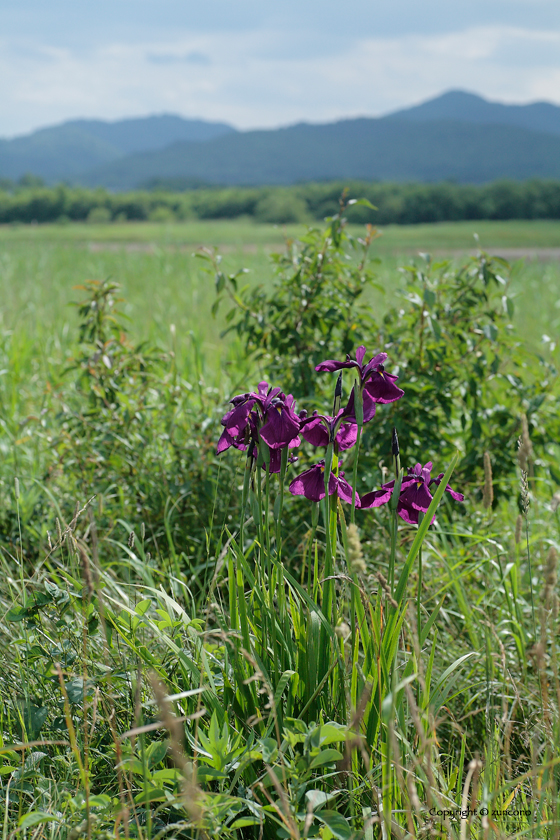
[299,410,357,451]
[259,393,300,449]
[217,412,299,473]
[218,381,300,454]
[360,461,464,524]
[289,460,359,504]
[316,346,404,407]
[217,409,257,455]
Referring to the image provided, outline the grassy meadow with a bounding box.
[0,215,560,838]
[2,217,560,350]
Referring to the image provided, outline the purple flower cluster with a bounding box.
[217,381,300,473]
[361,461,464,524]
[217,345,463,520]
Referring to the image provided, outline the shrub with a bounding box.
[148,205,176,223]
[210,194,558,493]
[86,205,111,223]
[254,190,310,223]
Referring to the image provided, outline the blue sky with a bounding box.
[2,0,560,136]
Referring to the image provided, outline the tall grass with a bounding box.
[0,217,559,838]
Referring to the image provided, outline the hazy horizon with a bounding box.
[3,88,560,143]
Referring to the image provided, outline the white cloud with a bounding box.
[2,25,560,136]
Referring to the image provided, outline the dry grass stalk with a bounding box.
[482,451,494,510]
[376,571,399,609]
[536,546,559,731]
[148,671,203,825]
[460,759,482,840]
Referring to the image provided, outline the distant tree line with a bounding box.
[2,178,560,225]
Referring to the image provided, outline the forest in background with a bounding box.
[3,178,560,225]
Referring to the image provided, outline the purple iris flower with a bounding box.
[217,411,299,472]
[289,460,359,504]
[259,394,300,449]
[219,381,300,454]
[217,426,247,455]
[220,382,276,437]
[360,461,464,524]
[316,346,404,418]
[299,410,357,451]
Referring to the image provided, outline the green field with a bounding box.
[4,216,560,248]
[1,218,559,369]
[1,218,560,837]
[1,217,558,468]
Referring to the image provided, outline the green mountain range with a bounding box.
[0,115,235,182]
[2,91,560,188]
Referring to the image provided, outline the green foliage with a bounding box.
[86,205,111,224]
[211,205,558,493]
[254,189,310,224]
[209,194,379,401]
[4,178,560,225]
[1,441,559,837]
[0,214,560,837]
[374,253,558,492]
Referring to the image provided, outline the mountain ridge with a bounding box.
[387,90,560,136]
[0,114,235,182]
[2,91,560,187]
[82,117,560,188]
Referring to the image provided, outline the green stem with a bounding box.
[388,468,403,601]
[525,515,536,640]
[239,457,251,552]
[351,423,362,525]
[416,512,425,642]
[389,511,397,597]
[417,545,422,640]
[275,447,288,562]
[264,462,271,570]
[323,444,336,624]
[256,459,264,563]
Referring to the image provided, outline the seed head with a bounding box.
[520,470,530,515]
[347,523,366,575]
[128,531,135,549]
[517,414,533,471]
